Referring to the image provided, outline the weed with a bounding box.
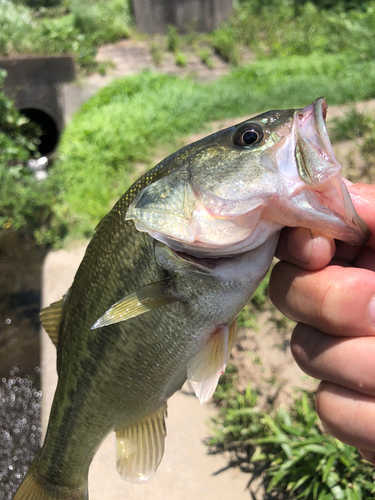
[358,128,375,181]
[175,51,187,67]
[167,24,180,53]
[210,371,375,499]
[197,48,215,69]
[0,71,60,239]
[210,28,240,66]
[210,0,375,63]
[150,41,163,66]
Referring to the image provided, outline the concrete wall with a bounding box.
[132,0,233,34]
[0,56,76,153]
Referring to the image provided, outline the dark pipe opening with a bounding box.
[19,108,60,156]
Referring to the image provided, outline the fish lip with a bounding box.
[311,100,369,243]
[293,98,369,244]
[295,97,336,161]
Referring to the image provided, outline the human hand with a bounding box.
[269,183,375,464]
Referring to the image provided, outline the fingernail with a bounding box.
[369,296,375,327]
[287,227,313,264]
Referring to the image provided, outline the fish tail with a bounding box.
[14,462,88,500]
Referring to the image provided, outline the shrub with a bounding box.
[0,0,36,55]
[0,71,61,241]
[0,71,41,166]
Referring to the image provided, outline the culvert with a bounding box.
[19,107,60,156]
[0,56,76,156]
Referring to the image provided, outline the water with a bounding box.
[0,229,45,378]
[0,229,46,499]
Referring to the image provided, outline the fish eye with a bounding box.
[233,124,264,147]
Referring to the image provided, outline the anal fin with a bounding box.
[187,318,238,404]
[115,404,167,484]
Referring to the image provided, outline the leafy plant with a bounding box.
[0,71,62,241]
[12,0,61,7]
[167,24,180,53]
[150,41,163,66]
[175,51,187,67]
[197,48,214,69]
[210,369,375,499]
[0,71,41,166]
[210,27,240,66]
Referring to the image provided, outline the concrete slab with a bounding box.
[41,243,250,500]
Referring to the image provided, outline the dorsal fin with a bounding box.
[115,404,167,484]
[187,318,238,404]
[40,298,65,347]
[90,280,181,330]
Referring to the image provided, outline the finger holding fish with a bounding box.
[291,324,375,397]
[270,182,375,464]
[316,382,375,465]
[269,263,375,337]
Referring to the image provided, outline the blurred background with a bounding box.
[1,0,375,498]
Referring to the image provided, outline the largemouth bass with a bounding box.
[15,98,367,499]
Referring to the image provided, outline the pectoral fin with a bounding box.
[91,280,181,330]
[187,319,238,404]
[115,405,167,484]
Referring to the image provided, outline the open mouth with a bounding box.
[292,98,369,243]
[294,98,340,185]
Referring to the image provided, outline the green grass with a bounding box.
[210,369,375,499]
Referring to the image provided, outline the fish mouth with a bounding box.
[290,98,369,245]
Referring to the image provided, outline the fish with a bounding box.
[14,97,368,500]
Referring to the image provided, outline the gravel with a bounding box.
[0,369,41,500]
